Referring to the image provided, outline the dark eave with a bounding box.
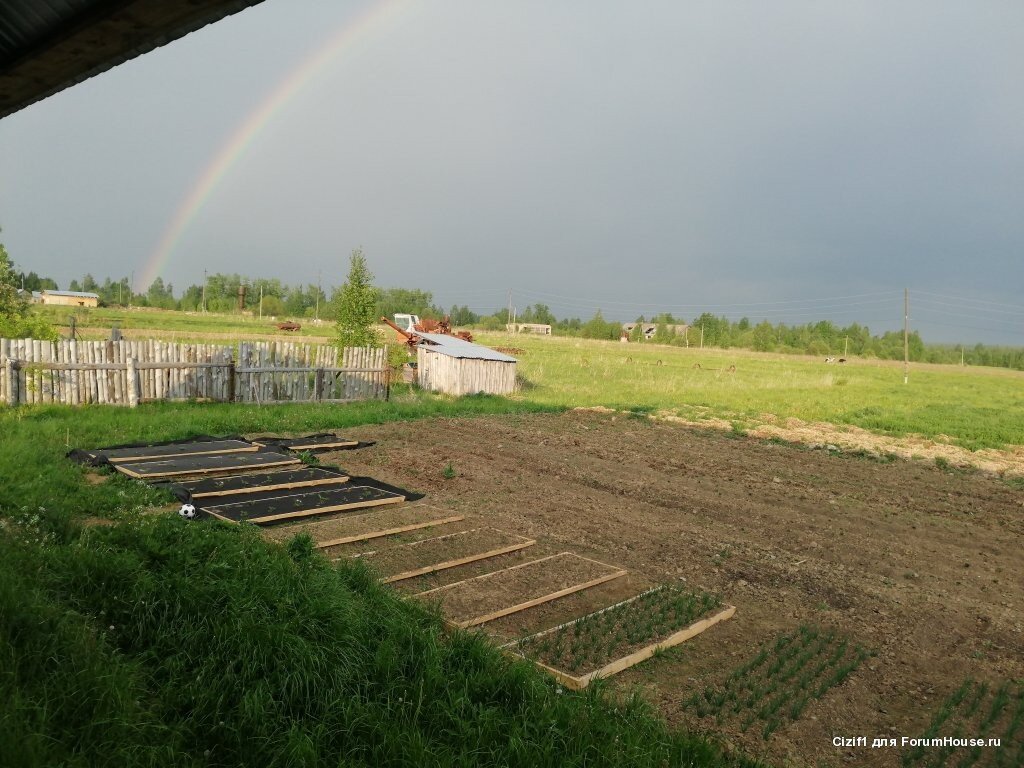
[0,0,266,119]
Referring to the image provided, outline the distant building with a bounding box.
[505,323,552,335]
[37,290,99,308]
[622,322,688,340]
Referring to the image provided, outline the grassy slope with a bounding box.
[478,333,1024,450]
[0,398,750,768]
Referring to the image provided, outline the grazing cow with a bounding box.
[825,357,835,363]
[838,358,847,364]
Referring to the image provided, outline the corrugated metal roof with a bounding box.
[416,333,517,362]
[42,289,99,298]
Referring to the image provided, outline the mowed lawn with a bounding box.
[475,333,1024,451]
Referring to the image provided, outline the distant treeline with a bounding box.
[39,272,1024,371]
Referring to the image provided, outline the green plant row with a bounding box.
[518,584,721,674]
[902,678,1024,768]
[686,625,872,740]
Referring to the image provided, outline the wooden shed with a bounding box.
[38,290,99,307]
[415,332,517,396]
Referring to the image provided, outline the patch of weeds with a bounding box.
[297,450,320,466]
[442,461,457,479]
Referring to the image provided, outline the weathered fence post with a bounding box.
[314,368,324,401]
[3,358,16,406]
[227,361,236,403]
[126,357,139,408]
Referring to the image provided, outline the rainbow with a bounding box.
[141,0,408,289]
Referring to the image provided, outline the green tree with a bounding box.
[0,238,27,318]
[335,248,380,348]
[1,233,57,339]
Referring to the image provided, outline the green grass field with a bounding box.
[474,333,1024,451]
[17,306,1024,449]
[33,305,335,340]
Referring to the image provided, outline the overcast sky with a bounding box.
[1,1,1022,343]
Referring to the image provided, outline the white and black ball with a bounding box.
[178,503,196,520]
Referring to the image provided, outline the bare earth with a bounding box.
[311,411,1023,767]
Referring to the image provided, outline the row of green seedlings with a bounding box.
[902,678,1024,768]
[517,583,720,674]
[686,625,872,740]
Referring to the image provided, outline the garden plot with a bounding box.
[114,451,300,479]
[85,439,258,463]
[262,503,464,549]
[418,552,626,628]
[903,679,1024,768]
[202,486,404,524]
[509,583,733,690]
[686,625,872,740]
[172,467,351,498]
[258,434,360,451]
[354,528,536,584]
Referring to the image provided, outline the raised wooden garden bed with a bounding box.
[114,451,300,479]
[174,467,351,498]
[417,552,626,628]
[507,583,735,690]
[202,485,404,524]
[262,503,463,549]
[354,527,536,583]
[89,439,258,463]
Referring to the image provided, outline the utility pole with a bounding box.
[700,325,704,349]
[507,290,512,331]
[259,284,264,319]
[844,336,848,357]
[129,271,134,308]
[315,269,321,322]
[961,345,965,367]
[903,288,909,385]
[202,269,207,312]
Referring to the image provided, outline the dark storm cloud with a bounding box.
[1,1,1021,342]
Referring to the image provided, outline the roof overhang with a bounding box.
[1,0,267,119]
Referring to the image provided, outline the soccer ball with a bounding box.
[178,503,196,520]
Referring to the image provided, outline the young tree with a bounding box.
[0,238,27,318]
[335,248,380,348]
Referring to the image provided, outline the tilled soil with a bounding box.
[311,410,1023,768]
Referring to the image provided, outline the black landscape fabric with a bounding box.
[113,451,300,479]
[254,433,375,453]
[68,434,249,466]
[164,467,351,501]
[188,475,425,509]
[201,485,405,524]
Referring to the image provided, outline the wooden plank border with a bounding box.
[374,530,537,584]
[316,515,466,548]
[103,443,259,463]
[416,552,628,629]
[203,490,405,525]
[114,455,300,479]
[189,474,351,498]
[509,604,736,690]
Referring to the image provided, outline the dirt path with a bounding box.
[318,410,1023,767]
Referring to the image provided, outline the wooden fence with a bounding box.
[0,338,388,407]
